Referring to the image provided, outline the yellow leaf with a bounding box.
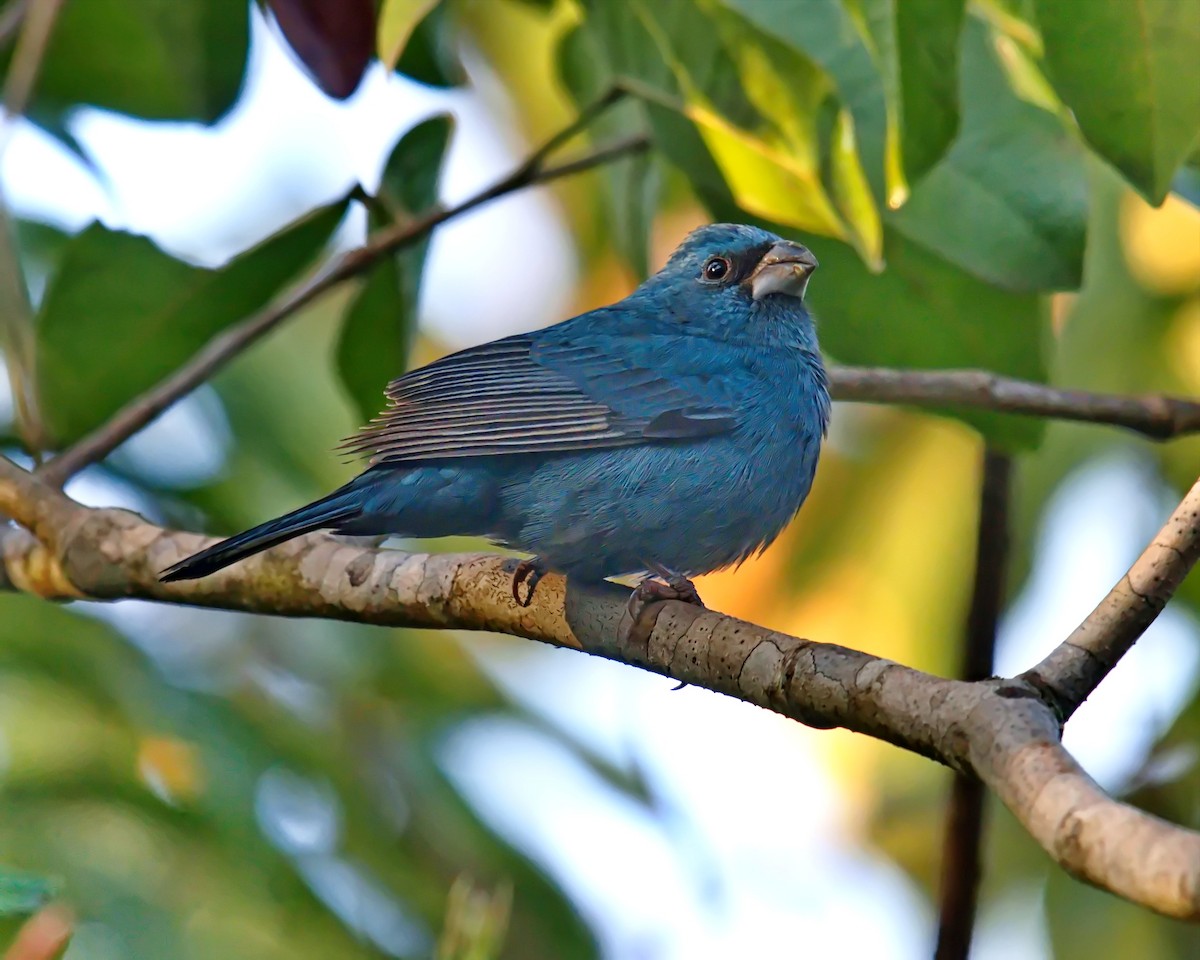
[378,0,441,70]
[631,0,849,240]
[884,112,910,211]
[992,33,1062,114]
[686,103,848,238]
[830,109,884,270]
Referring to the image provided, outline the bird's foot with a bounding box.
[626,563,706,627]
[628,575,704,609]
[511,556,546,607]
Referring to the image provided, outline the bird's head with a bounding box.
[643,223,819,346]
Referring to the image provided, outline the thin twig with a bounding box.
[26,71,1197,486]
[1,0,60,119]
[829,367,1200,440]
[35,278,1200,488]
[35,108,643,487]
[0,0,65,462]
[0,201,41,457]
[935,449,1011,960]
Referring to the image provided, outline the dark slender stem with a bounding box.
[934,449,1011,960]
[35,97,642,487]
[936,777,987,960]
[961,451,1011,683]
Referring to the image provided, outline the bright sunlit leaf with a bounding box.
[378,0,442,70]
[686,104,847,238]
[830,109,884,269]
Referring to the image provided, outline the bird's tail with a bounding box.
[159,490,363,583]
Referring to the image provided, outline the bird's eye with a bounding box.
[702,256,731,282]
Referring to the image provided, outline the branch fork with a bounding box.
[2,455,1198,918]
[2,96,1200,926]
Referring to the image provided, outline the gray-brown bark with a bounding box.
[2,456,1198,919]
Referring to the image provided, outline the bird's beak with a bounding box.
[749,242,818,301]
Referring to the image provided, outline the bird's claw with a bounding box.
[511,557,544,607]
[626,575,703,611]
[626,563,706,635]
[638,562,704,605]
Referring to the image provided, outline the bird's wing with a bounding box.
[339,333,738,464]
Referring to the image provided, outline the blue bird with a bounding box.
[160,223,829,610]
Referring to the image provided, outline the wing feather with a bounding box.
[340,333,737,464]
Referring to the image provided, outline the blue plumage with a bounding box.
[161,224,829,597]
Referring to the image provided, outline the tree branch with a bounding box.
[1023,476,1200,720]
[34,95,646,488]
[22,98,1195,488]
[827,367,1200,440]
[2,454,1199,918]
[32,343,1200,492]
[934,449,1011,960]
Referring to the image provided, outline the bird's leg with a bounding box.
[626,564,705,688]
[511,556,546,607]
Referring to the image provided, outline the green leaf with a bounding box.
[700,10,874,253]
[721,0,890,203]
[394,0,467,87]
[0,868,57,917]
[1033,0,1200,203]
[829,108,883,270]
[335,251,412,423]
[607,151,663,279]
[811,226,1048,449]
[12,220,70,270]
[36,202,347,444]
[336,117,452,422]
[574,0,883,262]
[556,24,660,278]
[564,2,740,225]
[378,0,442,70]
[23,0,249,125]
[11,219,71,303]
[887,17,1087,291]
[379,115,453,215]
[857,0,967,186]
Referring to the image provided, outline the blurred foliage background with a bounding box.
[1,0,1199,957]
